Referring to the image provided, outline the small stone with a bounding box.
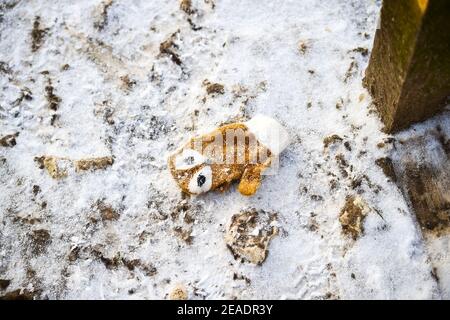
[358,93,365,102]
[205,82,225,95]
[75,157,114,171]
[225,208,278,265]
[298,40,308,54]
[169,284,188,300]
[34,156,69,179]
[0,133,18,147]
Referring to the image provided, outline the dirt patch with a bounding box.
[0,133,18,147]
[335,153,349,178]
[121,258,157,276]
[90,247,157,276]
[404,164,450,237]
[187,18,202,31]
[341,142,350,152]
[44,79,61,111]
[339,195,370,240]
[159,31,182,66]
[100,206,119,221]
[344,60,358,83]
[204,80,225,95]
[394,131,450,238]
[180,0,193,14]
[93,200,120,221]
[29,229,51,255]
[89,247,119,269]
[12,87,33,107]
[375,157,397,182]
[94,0,113,31]
[0,289,35,300]
[120,75,136,91]
[94,100,115,125]
[323,134,343,149]
[0,61,12,74]
[31,16,49,52]
[233,273,251,284]
[0,279,10,290]
[435,125,450,156]
[225,208,278,265]
[350,47,368,57]
[75,157,114,171]
[13,211,42,225]
[173,226,193,244]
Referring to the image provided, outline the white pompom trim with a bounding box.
[188,166,212,194]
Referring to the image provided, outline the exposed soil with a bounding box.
[31,16,48,52]
[173,226,193,244]
[29,229,51,255]
[44,79,61,111]
[351,47,369,57]
[323,134,343,149]
[180,0,193,15]
[0,279,11,290]
[0,289,36,300]
[89,247,157,276]
[159,31,182,66]
[375,157,397,182]
[120,75,137,91]
[204,81,225,95]
[404,164,450,237]
[344,60,358,83]
[94,200,120,221]
[339,195,370,240]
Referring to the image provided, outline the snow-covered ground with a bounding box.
[0,0,448,299]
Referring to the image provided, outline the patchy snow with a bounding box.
[0,0,447,299]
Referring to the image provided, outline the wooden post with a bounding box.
[364,0,450,133]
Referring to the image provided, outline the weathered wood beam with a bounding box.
[364,0,450,133]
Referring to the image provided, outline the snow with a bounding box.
[245,114,290,156]
[0,0,448,299]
